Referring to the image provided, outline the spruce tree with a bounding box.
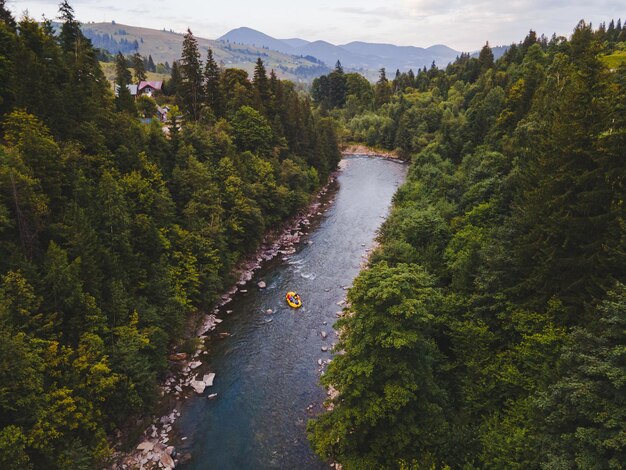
[478,42,494,74]
[204,48,222,117]
[179,29,203,121]
[0,0,16,30]
[115,52,135,114]
[374,67,391,107]
[132,52,147,84]
[253,57,270,111]
[328,60,346,108]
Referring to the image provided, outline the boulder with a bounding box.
[258,281,266,288]
[320,331,328,339]
[189,361,202,369]
[203,373,216,386]
[137,441,154,452]
[160,452,175,468]
[190,380,206,394]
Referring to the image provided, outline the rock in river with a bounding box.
[190,380,206,394]
[137,441,154,452]
[203,373,216,386]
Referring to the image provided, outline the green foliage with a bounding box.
[308,262,448,469]
[0,3,340,465]
[230,105,273,154]
[309,19,626,469]
[179,29,204,121]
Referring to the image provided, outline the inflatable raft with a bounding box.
[286,291,302,308]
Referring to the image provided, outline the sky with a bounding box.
[7,0,626,51]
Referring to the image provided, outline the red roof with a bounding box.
[138,81,163,91]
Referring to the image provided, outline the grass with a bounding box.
[100,61,169,84]
[600,49,626,69]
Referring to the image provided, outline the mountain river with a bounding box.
[176,155,407,469]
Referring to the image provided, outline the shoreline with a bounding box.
[340,144,406,162]
[110,168,341,469]
[110,153,402,469]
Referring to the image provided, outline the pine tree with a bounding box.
[132,52,146,84]
[510,21,614,318]
[0,0,16,31]
[478,42,494,74]
[204,48,222,117]
[115,52,135,114]
[179,29,203,121]
[253,57,270,111]
[165,60,182,97]
[328,60,347,108]
[374,67,391,107]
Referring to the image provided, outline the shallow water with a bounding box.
[176,156,407,469]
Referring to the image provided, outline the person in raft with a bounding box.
[289,293,300,304]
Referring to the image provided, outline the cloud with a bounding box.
[333,6,407,21]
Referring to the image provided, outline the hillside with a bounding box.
[81,22,328,82]
[83,22,508,82]
[219,27,466,71]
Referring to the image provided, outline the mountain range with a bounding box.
[82,22,507,82]
[218,27,465,73]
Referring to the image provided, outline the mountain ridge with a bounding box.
[217,27,478,72]
[81,22,508,82]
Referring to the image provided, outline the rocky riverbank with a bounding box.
[109,172,340,470]
[340,143,403,161]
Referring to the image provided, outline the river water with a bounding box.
[176,156,407,469]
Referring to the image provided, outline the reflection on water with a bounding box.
[177,156,407,469]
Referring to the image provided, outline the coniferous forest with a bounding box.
[1,0,625,467]
[308,21,626,469]
[0,2,340,467]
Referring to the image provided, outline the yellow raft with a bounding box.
[286,291,302,308]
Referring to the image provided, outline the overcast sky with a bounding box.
[8,0,626,51]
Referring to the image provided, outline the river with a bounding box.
[175,156,407,469]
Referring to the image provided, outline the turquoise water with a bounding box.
[176,156,407,469]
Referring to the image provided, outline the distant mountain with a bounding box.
[219,27,471,72]
[83,22,508,83]
[280,38,310,48]
[218,26,295,54]
[297,41,363,67]
[81,23,329,82]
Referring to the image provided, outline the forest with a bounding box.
[307,19,626,469]
[0,2,340,468]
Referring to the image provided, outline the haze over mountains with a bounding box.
[218,26,465,72]
[82,22,507,82]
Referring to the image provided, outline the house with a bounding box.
[156,105,170,122]
[138,81,163,97]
